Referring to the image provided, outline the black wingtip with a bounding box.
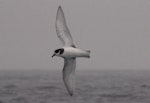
[57,5,63,15]
[69,93,73,96]
[67,91,73,96]
[58,5,62,10]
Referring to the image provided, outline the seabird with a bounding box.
[52,6,91,96]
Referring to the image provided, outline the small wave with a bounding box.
[100,93,132,98]
[3,84,17,89]
[0,85,17,96]
[36,85,60,91]
[141,84,150,88]
[11,97,28,103]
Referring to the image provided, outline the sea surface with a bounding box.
[0,69,150,103]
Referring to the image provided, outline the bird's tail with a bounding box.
[85,50,91,58]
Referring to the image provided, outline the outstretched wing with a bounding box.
[63,58,76,96]
[56,6,75,47]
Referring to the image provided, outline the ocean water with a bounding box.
[0,70,150,103]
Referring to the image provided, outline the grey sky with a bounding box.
[0,0,150,70]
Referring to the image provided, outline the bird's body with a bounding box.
[60,47,90,58]
[52,6,90,96]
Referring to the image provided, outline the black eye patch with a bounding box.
[54,48,64,54]
[55,49,59,53]
[59,49,64,54]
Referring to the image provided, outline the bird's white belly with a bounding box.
[62,47,89,58]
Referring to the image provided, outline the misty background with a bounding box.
[0,0,150,70]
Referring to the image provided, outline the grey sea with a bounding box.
[0,70,150,103]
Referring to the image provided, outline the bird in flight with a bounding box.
[52,6,91,96]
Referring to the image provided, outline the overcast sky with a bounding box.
[0,0,150,70]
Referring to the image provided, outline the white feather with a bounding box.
[63,58,76,96]
[56,6,75,47]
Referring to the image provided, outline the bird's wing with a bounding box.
[63,58,76,96]
[56,6,75,47]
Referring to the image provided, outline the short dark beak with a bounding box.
[52,54,55,58]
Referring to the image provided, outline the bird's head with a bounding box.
[52,48,64,58]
